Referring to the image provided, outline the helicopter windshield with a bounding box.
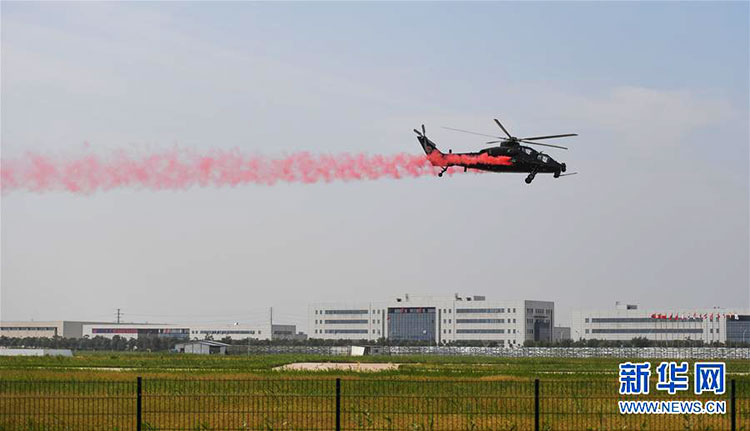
[522,147,535,156]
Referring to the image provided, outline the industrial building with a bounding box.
[174,340,230,355]
[2,321,303,341]
[309,294,554,345]
[571,302,750,344]
[83,323,302,341]
[0,321,110,339]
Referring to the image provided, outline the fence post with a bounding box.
[534,379,540,431]
[137,376,142,431]
[335,378,341,431]
[729,379,737,431]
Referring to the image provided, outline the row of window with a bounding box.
[92,328,189,334]
[442,329,517,334]
[0,327,57,331]
[191,330,257,335]
[456,308,515,314]
[584,317,705,323]
[314,309,386,315]
[323,329,368,334]
[316,309,368,315]
[527,308,552,314]
[587,328,703,334]
[319,319,368,325]
[457,329,505,334]
[455,319,505,324]
[314,319,382,325]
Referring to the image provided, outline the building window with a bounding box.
[325,309,368,315]
[592,329,702,334]
[324,329,368,334]
[456,308,505,314]
[456,319,504,324]
[325,319,368,324]
[585,318,589,323]
[456,329,504,334]
[527,308,533,314]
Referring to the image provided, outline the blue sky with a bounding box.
[2,2,748,327]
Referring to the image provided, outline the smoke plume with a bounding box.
[0,149,506,194]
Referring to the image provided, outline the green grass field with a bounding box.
[2,352,749,379]
[1,353,748,430]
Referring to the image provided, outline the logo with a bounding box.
[618,361,726,415]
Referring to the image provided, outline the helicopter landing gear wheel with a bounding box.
[554,171,560,178]
[525,173,535,184]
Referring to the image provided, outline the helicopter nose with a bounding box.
[561,163,567,173]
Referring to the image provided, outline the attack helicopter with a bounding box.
[414,118,577,184]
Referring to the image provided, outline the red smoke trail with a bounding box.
[0,149,506,194]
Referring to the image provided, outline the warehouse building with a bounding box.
[309,294,554,345]
[83,323,301,341]
[0,321,110,339]
[571,302,750,344]
[2,321,302,341]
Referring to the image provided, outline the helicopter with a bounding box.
[414,118,577,184]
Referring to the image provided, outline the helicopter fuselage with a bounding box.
[417,135,566,182]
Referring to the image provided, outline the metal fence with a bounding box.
[239,345,750,359]
[1,378,748,430]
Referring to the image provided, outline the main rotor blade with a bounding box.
[413,129,423,136]
[521,133,578,140]
[493,119,512,139]
[485,140,506,144]
[520,140,568,150]
[559,172,578,177]
[422,124,426,136]
[442,126,500,139]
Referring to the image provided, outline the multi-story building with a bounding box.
[309,294,554,346]
[571,303,750,344]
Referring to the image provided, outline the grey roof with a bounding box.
[176,340,230,347]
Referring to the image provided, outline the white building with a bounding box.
[571,303,750,344]
[1,319,302,341]
[309,294,554,346]
[0,321,110,339]
[81,322,300,341]
[174,340,230,355]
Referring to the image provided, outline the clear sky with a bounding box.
[1,1,748,329]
